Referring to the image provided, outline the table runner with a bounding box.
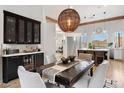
[42,60,90,83]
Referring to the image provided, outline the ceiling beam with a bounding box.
[79,15,124,26]
[46,16,58,23]
[46,15,124,26]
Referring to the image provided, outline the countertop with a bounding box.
[2,51,44,57]
[113,48,124,50]
[78,48,109,52]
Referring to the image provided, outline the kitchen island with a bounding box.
[77,48,109,65]
[114,48,124,60]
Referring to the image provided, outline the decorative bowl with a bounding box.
[68,55,76,62]
[61,57,70,64]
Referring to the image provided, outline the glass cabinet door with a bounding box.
[5,16,16,43]
[18,19,25,43]
[26,21,33,43]
[34,23,40,43]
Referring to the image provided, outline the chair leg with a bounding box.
[90,67,93,76]
[57,83,60,87]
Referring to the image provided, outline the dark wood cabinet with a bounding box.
[2,53,44,83]
[3,56,23,83]
[4,10,41,44]
[4,14,16,43]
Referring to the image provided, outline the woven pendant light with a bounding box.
[58,8,80,32]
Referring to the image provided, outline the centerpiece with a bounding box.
[61,55,76,64]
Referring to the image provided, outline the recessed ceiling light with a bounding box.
[93,14,95,16]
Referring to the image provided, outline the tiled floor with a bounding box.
[0,79,20,88]
[0,59,124,88]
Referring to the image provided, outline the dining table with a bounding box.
[37,59,94,88]
[55,61,94,87]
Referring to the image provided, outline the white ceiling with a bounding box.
[43,5,124,23]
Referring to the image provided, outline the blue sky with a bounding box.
[81,33,108,42]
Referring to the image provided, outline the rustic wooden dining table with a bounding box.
[55,61,94,87]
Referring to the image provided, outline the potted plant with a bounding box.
[88,42,93,49]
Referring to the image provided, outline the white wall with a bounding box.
[56,33,64,51]
[43,23,56,60]
[67,37,75,56]
[75,19,124,48]
[41,6,56,64]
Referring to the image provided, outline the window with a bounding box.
[81,33,88,48]
[115,32,123,48]
[92,32,107,48]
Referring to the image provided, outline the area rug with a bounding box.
[104,79,119,88]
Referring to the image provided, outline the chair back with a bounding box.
[88,60,108,88]
[46,54,57,64]
[18,66,46,88]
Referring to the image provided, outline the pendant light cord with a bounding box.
[103,11,106,31]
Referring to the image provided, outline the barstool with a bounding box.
[86,51,95,60]
[95,52,104,65]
